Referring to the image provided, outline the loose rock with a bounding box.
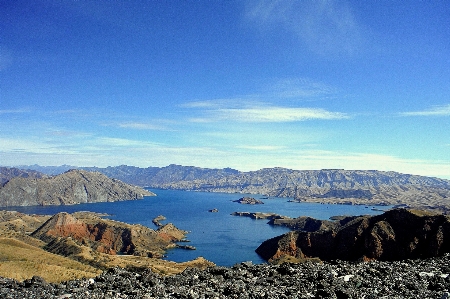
[2,254,450,298]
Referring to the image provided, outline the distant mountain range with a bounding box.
[0,166,46,186]
[13,164,450,210]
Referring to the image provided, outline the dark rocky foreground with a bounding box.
[3,255,450,299]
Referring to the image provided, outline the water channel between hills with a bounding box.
[4,188,389,266]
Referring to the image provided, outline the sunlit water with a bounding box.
[4,189,388,266]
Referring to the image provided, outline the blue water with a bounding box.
[4,189,389,266]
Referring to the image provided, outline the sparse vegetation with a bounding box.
[0,237,101,282]
[0,210,214,283]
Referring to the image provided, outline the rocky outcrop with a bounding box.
[32,212,188,258]
[231,211,288,220]
[269,215,347,232]
[152,215,166,227]
[232,197,264,204]
[0,169,154,207]
[256,209,450,263]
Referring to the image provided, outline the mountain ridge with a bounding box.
[0,168,154,207]
[8,164,450,210]
[256,208,450,263]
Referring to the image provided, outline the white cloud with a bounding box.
[189,106,348,123]
[2,135,449,180]
[118,122,168,131]
[0,108,32,114]
[400,104,450,117]
[236,145,287,151]
[181,98,260,109]
[229,149,450,180]
[0,137,79,155]
[271,78,337,99]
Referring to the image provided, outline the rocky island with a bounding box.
[232,197,264,204]
[231,211,288,220]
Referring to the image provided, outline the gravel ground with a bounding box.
[2,254,450,298]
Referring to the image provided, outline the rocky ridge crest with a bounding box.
[256,208,450,263]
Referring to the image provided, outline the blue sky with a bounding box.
[1,0,449,179]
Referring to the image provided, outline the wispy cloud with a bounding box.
[181,98,261,109]
[188,105,348,123]
[0,107,32,114]
[400,104,450,117]
[245,0,365,56]
[2,135,449,179]
[0,137,79,155]
[271,78,338,99]
[118,122,169,131]
[236,145,287,151]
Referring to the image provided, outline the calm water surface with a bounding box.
[5,189,388,266]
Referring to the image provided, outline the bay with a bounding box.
[4,189,388,266]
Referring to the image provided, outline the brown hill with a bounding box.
[0,210,214,282]
[256,209,450,263]
[32,212,187,257]
[0,169,154,207]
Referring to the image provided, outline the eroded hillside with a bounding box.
[0,169,154,207]
[0,211,213,282]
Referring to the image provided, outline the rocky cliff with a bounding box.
[256,209,450,263]
[32,212,188,258]
[0,169,154,207]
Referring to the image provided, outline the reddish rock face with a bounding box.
[32,212,187,257]
[44,213,90,241]
[256,209,450,262]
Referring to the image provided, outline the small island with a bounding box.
[232,197,264,205]
[231,211,287,220]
